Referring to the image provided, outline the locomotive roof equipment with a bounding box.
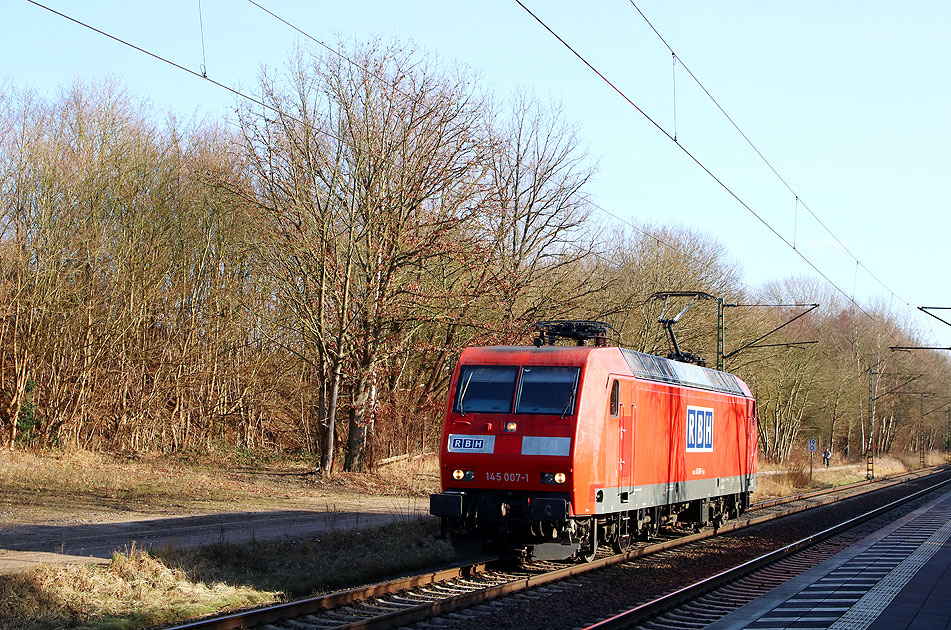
[528,320,618,347]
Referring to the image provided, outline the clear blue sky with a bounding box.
[5,1,951,347]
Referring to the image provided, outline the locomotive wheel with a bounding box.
[575,520,597,563]
[612,530,632,553]
[612,515,632,553]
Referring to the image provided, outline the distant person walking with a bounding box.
[822,449,831,468]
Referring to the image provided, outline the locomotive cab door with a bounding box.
[745,398,758,496]
[612,379,635,503]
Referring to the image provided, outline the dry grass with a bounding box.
[0,545,278,630]
[0,518,454,630]
[0,449,452,628]
[893,451,950,471]
[156,516,455,597]
[371,454,441,496]
[0,449,300,525]
[752,452,938,501]
[0,449,440,527]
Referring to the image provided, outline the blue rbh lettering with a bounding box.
[703,410,713,449]
[686,406,714,452]
[686,408,696,449]
[447,434,494,453]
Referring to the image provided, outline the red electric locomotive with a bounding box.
[430,321,757,560]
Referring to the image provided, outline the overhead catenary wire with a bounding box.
[142,1,763,299]
[24,0,484,194]
[21,0,729,301]
[243,2,830,342]
[22,0,707,287]
[24,0,314,136]
[793,197,799,250]
[512,0,879,325]
[671,53,678,142]
[512,0,945,355]
[197,0,208,77]
[24,0,767,363]
[21,0,931,351]
[626,0,912,308]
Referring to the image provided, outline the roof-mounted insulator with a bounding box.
[528,321,618,348]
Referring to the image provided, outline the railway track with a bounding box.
[583,472,951,630]
[166,467,947,630]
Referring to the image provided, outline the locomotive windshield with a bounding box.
[516,366,579,415]
[454,366,518,414]
[453,364,580,416]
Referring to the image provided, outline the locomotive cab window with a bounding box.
[454,366,518,414]
[515,366,580,415]
[609,380,619,417]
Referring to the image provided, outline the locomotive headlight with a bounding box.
[504,421,518,433]
[452,469,475,481]
[554,472,567,484]
[542,472,567,485]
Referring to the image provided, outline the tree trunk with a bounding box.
[344,405,367,472]
[319,357,344,476]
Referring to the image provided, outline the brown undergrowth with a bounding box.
[0,544,277,630]
[156,516,454,596]
[0,518,454,630]
[752,453,916,501]
[0,449,451,629]
[0,449,441,527]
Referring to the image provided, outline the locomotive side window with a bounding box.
[515,366,580,415]
[610,380,619,417]
[454,366,518,414]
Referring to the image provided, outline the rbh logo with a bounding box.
[447,434,495,454]
[686,406,714,452]
[451,437,484,450]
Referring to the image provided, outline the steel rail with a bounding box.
[581,474,951,630]
[165,560,494,630]
[329,469,950,630]
[167,467,947,630]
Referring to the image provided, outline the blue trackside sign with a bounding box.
[686,406,714,452]
[447,434,495,454]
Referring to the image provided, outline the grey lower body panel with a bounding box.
[594,474,755,514]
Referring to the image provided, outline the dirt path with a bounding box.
[0,495,427,573]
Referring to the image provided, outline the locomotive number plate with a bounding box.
[486,472,529,483]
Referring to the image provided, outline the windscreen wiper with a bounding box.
[458,372,473,416]
[561,387,577,417]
